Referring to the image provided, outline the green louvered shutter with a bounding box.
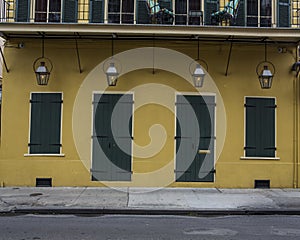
[15,0,30,22]
[235,0,245,26]
[29,93,62,154]
[63,0,78,22]
[278,0,290,27]
[175,95,215,182]
[245,98,276,157]
[136,0,150,24]
[90,0,104,23]
[92,94,133,181]
[204,0,218,25]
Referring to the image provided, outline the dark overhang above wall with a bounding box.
[1,23,300,44]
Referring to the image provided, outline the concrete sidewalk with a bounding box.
[0,187,300,215]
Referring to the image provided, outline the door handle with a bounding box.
[198,149,211,154]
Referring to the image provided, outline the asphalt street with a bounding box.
[1,214,300,240]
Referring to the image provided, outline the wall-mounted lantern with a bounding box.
[256,41,275,89]
[103,34,121,86]
[192,63,206,87]
[106,62,119,86]
[189,36,208,88]
[33,37,53,86]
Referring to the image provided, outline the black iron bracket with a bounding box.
[225,37,233,76]
[74,33,82,73]
[0,46,9,73]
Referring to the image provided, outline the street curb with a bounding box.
[2,208,300,216]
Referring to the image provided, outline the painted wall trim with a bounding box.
[24,154,65,157]
[240,157,280,161]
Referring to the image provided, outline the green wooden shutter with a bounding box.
[92,94,133,181]
[204,0,219,25]
[262,99,276,157]
[90,0,104,23]
[63,0,78,22]
[15,0,30,22]
[29,93,62,154]
[175,95,198,182]
[136,0,150,24]
[176,95,215,182]
[110,94,133,180]
[235,0,245,26]
[245,99,257,157]
[245,98,276,157]
[278,0,290,27]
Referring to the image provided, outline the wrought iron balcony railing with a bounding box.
[0,0,299,29]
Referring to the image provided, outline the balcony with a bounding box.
[0,0,299,29]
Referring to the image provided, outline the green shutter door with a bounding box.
[204,0,219,25]
[29,93,62,154]
[245,98,276,157]
[92,94,133,181]
[278,0,290,27]
[15,0,30,22]
[90,0,104,23]
[175,95,215,182]
[63,0,78,22]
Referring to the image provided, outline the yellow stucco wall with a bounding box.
[0,38,297,188]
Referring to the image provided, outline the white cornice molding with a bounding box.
[0,23,300,41]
